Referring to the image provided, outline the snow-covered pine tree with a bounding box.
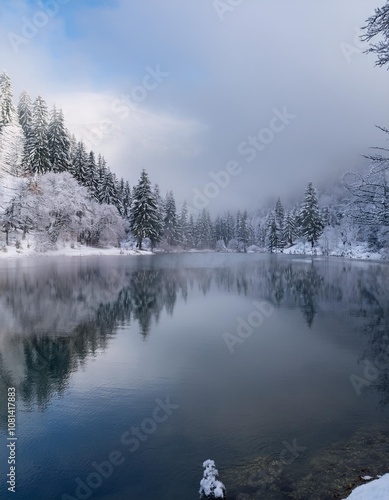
[284,211,297,246]
[163,190,179,246]
[267,214,278,253]
[197,208,214,249]
[255,219,266,248]
[84,151,99,199]
[122,180,132,219]
[25,95,51,175]
[99,168,115,205]
[18,91,34,175]
[236,209,249,251]
[48,107,71,173]
[72,141,88,184]
[247,218,256,246]
[188,213,195,248]
[214,215,223,243]
[110,172,123,214]
[153,183,164,225]
[130,169,163,249]
[236,210,241,241]
[179,200,190,248]
[224,211,235,245]
[17,90,33,137]
[95,154,108,202]
[0,72,16,132]
[275,197,285,250]
[69,133,78,164]
[299,182,324,247]
[0,118,24,178]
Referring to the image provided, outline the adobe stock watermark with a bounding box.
[189,107,296,213]
[61,396,179,500]
[213,0,246,22]
[80,65,170,149]
[350,336,389,396]
[339,27,369,63]
[223,300,274,353]
[236,438,307,499]
[111,65,170,119]
[8,0,71,54]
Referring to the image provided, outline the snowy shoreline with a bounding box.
[0,244,153,260]
[345,473,389,499]
[0,242,387,263]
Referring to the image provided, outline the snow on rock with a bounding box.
[199,460,226,499]
[344,473,389,499]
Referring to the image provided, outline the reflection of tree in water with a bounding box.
[352,265,389,407]
[264,260,324,326]
[292,264,324,327]
[0,258,389,412]
[129,270,163,337]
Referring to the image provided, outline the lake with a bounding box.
[0,253,388,499]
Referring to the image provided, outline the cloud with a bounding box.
[0,0,388,211]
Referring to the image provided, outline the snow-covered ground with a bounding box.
[345,474,389,499]
[283,241,385,261]
[0,242,153,259]
[0,240,387,261]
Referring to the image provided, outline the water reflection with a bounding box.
[0,256,388,417]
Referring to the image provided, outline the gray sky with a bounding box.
[1,0,388,213]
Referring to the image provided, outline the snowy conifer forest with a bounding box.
[0,71,388,259]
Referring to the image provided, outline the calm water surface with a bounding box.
[0,253,388,499]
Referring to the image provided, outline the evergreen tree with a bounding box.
[122,180,132,219]
[48,107,71,173]
[153,184,164,223]
[110,171,123,213]
[187,213,195,248]
[179,201,190,248]
[0,118,24,177]
[25,96,51,174]
[196,208,214,249]
[256,221,266,248]
[236,209,249,251]
[95,154,108,203]
[0,72,16,131]
[214,215,224,243]
[275,197,285,250]
[236,210,241,241]
[84,151,99,198]
[267,215,278,253]
[299,182,324,247]
[224,211,235,245]
[249,221,257,246]
[69,133,78,165]
[98,169,122,212]
[130,169,163,249]
[17,90,32,137]
[72,141,88,184]
[284,211,297,246]
[163,190,179,245]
